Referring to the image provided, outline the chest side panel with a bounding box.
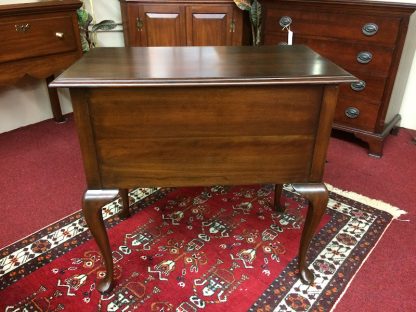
[87,85,324,188]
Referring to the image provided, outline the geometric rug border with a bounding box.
[249,189,393,311]
[330,217,394,312]
[325,183,407,219]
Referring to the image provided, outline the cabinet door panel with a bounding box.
[186,5,233,46]
[139,5,186,46]
[121,3,140,46]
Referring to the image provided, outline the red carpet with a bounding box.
[0,116,415,311]
[0,117,85,248]
[324,129,416,312]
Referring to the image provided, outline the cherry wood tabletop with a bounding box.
[51,45,356,87]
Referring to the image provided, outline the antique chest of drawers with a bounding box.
[262,0,416,157]
[0,0,82,122]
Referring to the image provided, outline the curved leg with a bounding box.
[83,189,119,293]
[118,188,131,219]
[292,183,328,284]
[274,184,285,212]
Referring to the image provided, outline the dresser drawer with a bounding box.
[264,34,394,77]
[265,8,400,46]
[334,97,379,131]
[0,14,77,63]
[340,74,387,105]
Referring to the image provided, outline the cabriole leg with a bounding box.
[83,189,119,293]
[274,184,284,212]
[118,188,131,219]
[292,183,328,284]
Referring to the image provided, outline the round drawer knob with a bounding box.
[351,80,366,92]
[279,16,292,28]
[362,23,379,36]
[345,107,360,119]
[357,51,373,64]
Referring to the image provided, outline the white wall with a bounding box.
[390,10,416,129]
[1,0,415,133]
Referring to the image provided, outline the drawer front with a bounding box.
[265,7,400,46]
[0,14,77,63]
[340,74,387,105]
[334,97,379,131]
[89,86,323,138]
[264,33,394,77]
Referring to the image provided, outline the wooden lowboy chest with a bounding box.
[51,45,356,293]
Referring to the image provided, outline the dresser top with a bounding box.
[51,45,356,88]
[262,0,416,9]
[0,0,81,14]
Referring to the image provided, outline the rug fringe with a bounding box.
[325,183,407,219]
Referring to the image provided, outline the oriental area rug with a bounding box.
[0,184,405,311]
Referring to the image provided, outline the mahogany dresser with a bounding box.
[51,45,356,293]
[0,0,82,122]
[120,0,246,46]
[262,0,416,157]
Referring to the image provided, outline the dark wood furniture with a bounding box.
[120,0,246,46]
[262,0,416,157]
[51,45,356,293]
[0,0,82,122]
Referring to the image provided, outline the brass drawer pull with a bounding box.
[55,32,64,39]
[345,107,360,119]
[351,80,366,92]
[357,51,373,64]
[136,17,144,31]
[279,16,292,28]
[15,23,30,32]
[230,20,236,33]
[362,23,379,36]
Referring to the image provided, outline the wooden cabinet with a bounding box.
[0,0,82,122]
[120,0,245,46]
[51,45,356,293]
[262,0,416,157]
